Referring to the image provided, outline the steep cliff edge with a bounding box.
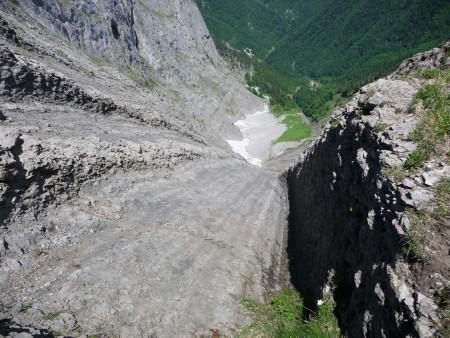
[286,43,449,337]
[0,1,289,337]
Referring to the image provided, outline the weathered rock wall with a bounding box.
[286,115,413,337]
[285,42,449,338]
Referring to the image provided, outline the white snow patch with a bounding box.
[226,104,286,167]
[226,139,262,167]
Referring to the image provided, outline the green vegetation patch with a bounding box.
[271,103,312,142]
[383,165,406,183]
[239,288,342,338]
[435,284,450,337]
[405,67,450,170]
[87,55,110,67]
[42,312,59,321]
[374,122,391,133]
[19,304,31,313]
[404,211,428,261]
[277,114,312,142]
[8,0,20,7]
[118,65,159,89]
[434,178,450,226]
[404,140,436,170]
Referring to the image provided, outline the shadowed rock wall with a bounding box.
[286,116,416,337]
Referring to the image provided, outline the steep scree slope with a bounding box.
[0,1,289,337]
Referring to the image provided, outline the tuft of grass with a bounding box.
[56,0,71,6]
[239,288,341,338]
[374,122,390,132]
[19,304,31,313]
[330,118,340,129]
[416,68,441,79]
[404,140,436,170]
[1,318,12,326]
[300,297,342,338]
[81,11,103,22]
[366,88,376,99]
[408,128,423,142]
[42,312,59,321]
[394,107,403,114]
[403,212,428,261]
[383,165,406,183]
[415,82,450,140]
[197,72,223,95]
[49,331,62,338]
[434,178,450,225]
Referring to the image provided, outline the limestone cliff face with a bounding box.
[286,43,449,338]
[11,0,263,140]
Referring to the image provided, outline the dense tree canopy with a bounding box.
[197,0,450,120]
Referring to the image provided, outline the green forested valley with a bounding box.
[197,0,450,123]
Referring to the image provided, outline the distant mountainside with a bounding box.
[197,0,450,120]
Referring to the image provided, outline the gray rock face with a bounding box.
[390,41,450,78]
[0,1,288,337]
[285,42,450,338]
[13,0,264,140]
